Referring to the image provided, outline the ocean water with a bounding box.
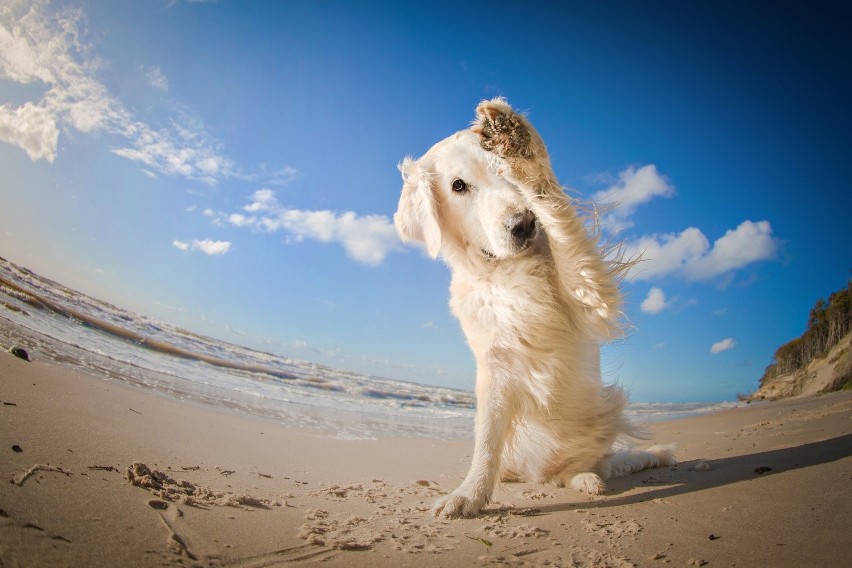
[0,258,738,440]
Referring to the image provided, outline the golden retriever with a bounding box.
[394,98,675,518]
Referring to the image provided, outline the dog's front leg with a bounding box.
[473,98,558,198]
[475,98,622,338]
[433,363,513,518]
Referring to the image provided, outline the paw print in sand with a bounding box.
[473,98,533,159]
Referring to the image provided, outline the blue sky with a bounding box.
[1,0,850,402]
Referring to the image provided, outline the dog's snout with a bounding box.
[508,210,537,244]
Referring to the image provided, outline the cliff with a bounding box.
[748,280,852,401]
[748,330,852,400]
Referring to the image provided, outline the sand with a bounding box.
[1,352,851,567]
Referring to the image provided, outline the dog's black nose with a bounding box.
[508,210,537,245]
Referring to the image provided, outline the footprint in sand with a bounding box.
[147,498,199,562]
[580,515,643,539]
[298,510,383,550]
[298,480,458,555]
[476,546,636,568]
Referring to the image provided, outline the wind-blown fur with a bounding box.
[394,98,675,518]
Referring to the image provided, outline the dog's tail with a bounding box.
[605,445,677,479]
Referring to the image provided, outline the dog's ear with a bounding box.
[394,157,442,258]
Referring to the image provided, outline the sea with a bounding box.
[0,257,739,440]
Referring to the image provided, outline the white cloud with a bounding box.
[0,1,247,184]
[221,189,403,266]
[710,337,736,354]
[592,164,675,226]
[626,220,779,282]
[0,102,59,161]
[193,239,231,255]
[689,220,778,280]
[146,67,169,91]
[172,238,231,255]
[640,287,670,314]
[243,188,277,212]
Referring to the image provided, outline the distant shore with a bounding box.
[1,351,851,567]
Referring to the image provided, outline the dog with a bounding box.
[394,98,675,518]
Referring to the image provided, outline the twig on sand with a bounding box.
[466,535,493,548]
[12,464,73,486]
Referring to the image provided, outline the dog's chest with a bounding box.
[449,265,551,347]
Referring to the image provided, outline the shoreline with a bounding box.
[0,311,740,441]
[2,352,851,567]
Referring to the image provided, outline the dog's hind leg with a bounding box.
[603,445,677,479]
[554,445,677,496]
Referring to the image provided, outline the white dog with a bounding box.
[394,98,675,518]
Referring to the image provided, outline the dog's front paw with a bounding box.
[473,98,533,159]
[432,489,487,518]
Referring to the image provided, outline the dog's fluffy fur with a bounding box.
[394,98,675,518]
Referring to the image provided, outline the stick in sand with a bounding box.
[13,464,72,486]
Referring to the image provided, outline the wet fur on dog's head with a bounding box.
[395,130,543,265]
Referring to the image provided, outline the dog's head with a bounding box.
[394,130,540,263]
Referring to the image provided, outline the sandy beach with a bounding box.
[1,351,850,567]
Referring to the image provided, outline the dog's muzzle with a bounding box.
[507,210,537,248]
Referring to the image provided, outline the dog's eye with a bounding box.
[451,179,468,193]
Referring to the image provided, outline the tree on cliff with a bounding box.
[759,279,852,388]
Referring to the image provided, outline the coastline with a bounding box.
[2,352,851,567]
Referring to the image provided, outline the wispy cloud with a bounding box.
[172,238,232,255]
[0,1,282,186]
[710,337,736,354]
[217,189,403,266]
[145,66,169,91]
[110,118,235,184]
[640,286,671,315]
[626,220,779,282]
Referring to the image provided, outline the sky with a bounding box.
[1,0,850,403]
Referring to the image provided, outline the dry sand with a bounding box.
[1,352,850,567]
